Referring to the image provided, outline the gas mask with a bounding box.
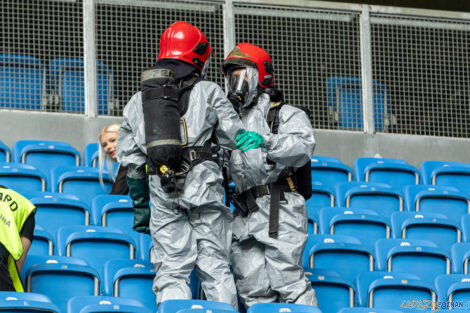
[226,66,259,111]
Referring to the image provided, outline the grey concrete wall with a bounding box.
[1,110,469,169]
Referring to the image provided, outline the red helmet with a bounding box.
[222,43,274,88]
[158,21,212,71]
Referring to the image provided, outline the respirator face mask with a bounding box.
[226,67,258,110]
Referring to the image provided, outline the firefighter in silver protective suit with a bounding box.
[116,22,263,309]
[222,43,318,308]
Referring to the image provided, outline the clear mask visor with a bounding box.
[228,68,249,96]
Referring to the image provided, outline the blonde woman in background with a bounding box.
[99,123,129,195]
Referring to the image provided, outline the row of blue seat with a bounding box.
[0,54,114,113]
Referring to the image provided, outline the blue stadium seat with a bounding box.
[49,58,114,114]
[139,233,153,261]
[319,207,390,251]
[13,140,80,184]
[57,225,136,282]
[311,156,344,164]
[433,310,469,313]
[459,214,470,242]
[304,269,354,313]
[421,160,470,188]
[67,296,152,313]
[157,300,237,313]
[51,166,113,206]
[103,259,156,312]
[248,303,322,313]
[336,182,404,219]
[0,297,59,313]
[23,255,100,313]
[391,212,461,253]
[0,163,47,192]
[338,309,403,313]
[0,141,10,163]
[355,271,435,310]
[303,234,374,283]
[354,157,420,190]
[83,143,99,167]
[375,238,451,284]
[326,76,392,131]
[404,185,470,223]
[30,192,90,242]
[310,158,352,189]
[0,53,45,110]
[30,225,54,256]
[451,243,470,274]
[306,183,335,234]
[435,274,470,303]
[91,195,138,242]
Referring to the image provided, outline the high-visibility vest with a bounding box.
[0,187,36,292]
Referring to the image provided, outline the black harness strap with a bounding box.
[268,182,281,238]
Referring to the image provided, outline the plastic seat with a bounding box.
[304,268,354,313]
[247,303,322,313]
[311,156,344,164]
[49,58,114,114]
[103,259,156,312]
[421,160,470,188]
[0,298,59,313]
[0,163,47,193]
[306,183,335,234]
[391,211,461,253]
[0,141,10,163]
[355,271,435,310]
[336,182,404,219]
[405,185,470,223]
[435,274,470,303]
[23,255,100,313]
[139,233,153,261]
[157,300,237,313]
[91,195,138,242]
[375,238,451,283]
[57,225,136,281]
[13,140,80,184]
[30,225,54,256]
[0,53,45,110]
[310,158,352,189]
[451,243,470,274]
[30,192,90,243]
[319,207,390,251]
[354,157,420,190]
[83,143,99,167]
[338,309,403,313]
[326,76,393,131]
[67,296,152,313]
[303,234,374,283]
[51,166,113,206]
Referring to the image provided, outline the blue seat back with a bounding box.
[306,183,335,234]
[67,296,152,313]
[320,207,390,251]
[354,157,420,190]
[31,193,90,243]
[305,269,354,313]
[338,309,404,313]
[57,225,136,281]
[310,159,352,189]
[0,54,44,110]
[326,76,389,131]
[104,259,156,312]
[49,58,112,114]
[24,255,100,313]
[0,141,10,163]
[337,182,403,219]
[30,225,54,256]
[405,185,469,223]
[248,303,322,313]
[157,300,237,313]
[376,238,450,283]
[83,143,99,167]
[451,243,470,274]
[0,163,46,193]
[391,211,461,253]
[420,160,470,187]
[304,234,373,283]
[435,274,470,302]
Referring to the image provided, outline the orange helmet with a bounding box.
[222,43,274,88]
[158,21,212,71]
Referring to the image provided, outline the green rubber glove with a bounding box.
[236,131,264,152]
[127,176,150,234]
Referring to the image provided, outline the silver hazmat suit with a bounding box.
[229,92,318,308]
[117,80,242,309]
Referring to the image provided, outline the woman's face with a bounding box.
[100,131,118,161]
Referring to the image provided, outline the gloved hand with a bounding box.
[236,131,264,152]
[127,176,150,234]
